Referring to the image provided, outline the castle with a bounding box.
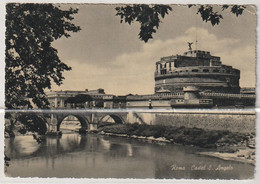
[155,50,240,94]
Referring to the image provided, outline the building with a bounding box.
[47,89,116,109]
[155,50,240,94]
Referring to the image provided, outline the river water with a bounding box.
[5,133,254,179]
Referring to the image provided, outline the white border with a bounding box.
[0,0,259,183]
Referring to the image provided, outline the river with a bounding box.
[5,133,254,179]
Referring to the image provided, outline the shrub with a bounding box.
[98,123,249,148]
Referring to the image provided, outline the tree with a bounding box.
[116,5,246,42]
[65,94,93,108]
[5,3,80,110]
[16,113,48,135]
[5,3,80,136]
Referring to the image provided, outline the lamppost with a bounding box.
[148,99,153,109]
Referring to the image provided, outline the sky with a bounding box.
[51,4,256,95]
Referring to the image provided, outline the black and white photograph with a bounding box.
[2,1,258,181]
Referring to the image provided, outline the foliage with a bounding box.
[4,154,11,167]
[116,4,246,42]
[5,112,49,138]
[5,3,80,109]
[65,94,93,104]
[195,5,245,25]
[99,123,249,148]
[115,5,172,42]
[17,114,48,135]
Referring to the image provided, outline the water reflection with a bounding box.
[150,144,253,179]
[5,134,254,179]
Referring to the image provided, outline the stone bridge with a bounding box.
[6,109,148,135]
[6,109,255,135]
[45,110,129,133]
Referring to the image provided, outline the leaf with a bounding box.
[5,3,80,109]
[231,5,245,16]
[222,5,229,10]
[115,4,172,42]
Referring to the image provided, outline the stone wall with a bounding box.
[126,100,171,109]
[127,110,255,133]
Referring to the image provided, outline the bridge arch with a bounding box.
[57,114,89,131]
[98,114,125,126]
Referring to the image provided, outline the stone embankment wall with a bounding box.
[127,110,255,133]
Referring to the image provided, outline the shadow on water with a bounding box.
[5,133,255,179]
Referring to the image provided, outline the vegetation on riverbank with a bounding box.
[98,123,254,149]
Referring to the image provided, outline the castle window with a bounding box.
[203,69,209,72]
[191,69,198,72]
[213,69,219,73]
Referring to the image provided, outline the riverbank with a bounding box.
[98,123,255,165]
[198,148,255,165]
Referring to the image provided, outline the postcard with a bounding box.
[2,2,258,183]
